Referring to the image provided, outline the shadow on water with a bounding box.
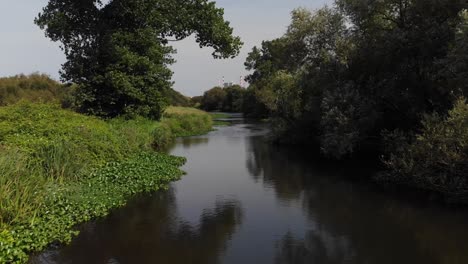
[246,136,468,264]
[31,189,243,264]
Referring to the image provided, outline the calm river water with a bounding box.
[32,116,468,264]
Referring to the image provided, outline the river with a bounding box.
[31,115,468,264]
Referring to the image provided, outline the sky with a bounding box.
[0,0,333,97]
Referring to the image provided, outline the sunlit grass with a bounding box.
[164,106,208,116]
[0,103,214,262]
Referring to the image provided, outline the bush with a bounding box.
[151,122,174,149]
[379,98,468,197]
[163,106,213,137]
[320,83,377,159]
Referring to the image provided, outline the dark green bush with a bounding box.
[379,98,468,197]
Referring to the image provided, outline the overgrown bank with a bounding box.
[0,103,213,263]
[242,3,468,201]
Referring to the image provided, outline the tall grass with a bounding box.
[0,147,46,226]
[163,106,213,137]
[0,103,125,177]
[38,141,86,182]
[0,74,66,106]
[164,106,208,116]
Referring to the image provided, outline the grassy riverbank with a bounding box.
[0,102,213,263]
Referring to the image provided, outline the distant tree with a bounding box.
[191,96,203,108]
[222,85,245,112]
[36,0,242,119]
[201,87,227,111]
[163,89,191,107]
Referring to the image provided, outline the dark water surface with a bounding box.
[32,117,468,264]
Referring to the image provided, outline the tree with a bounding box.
[440,10,468,96]
[336,0,465,127]
[36,0,242,119]
[200,87,227,111]
[222,85,245,112]
[244,7,351,146]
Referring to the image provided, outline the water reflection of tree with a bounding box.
[32,188,243,264]
[247,136,468,264]
[246,136,312,201]
[179,137,210,149]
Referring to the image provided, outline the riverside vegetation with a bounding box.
[1,0,242,262]
[241,1,468,201]
[0,76,214,263]
[192,1,468,201]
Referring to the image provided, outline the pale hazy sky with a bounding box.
[0,0,333,96]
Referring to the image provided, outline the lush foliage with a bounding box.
[163,106,213,137]
[35,0,242,120]
[378,98,468,197]
[0,152,185,263]
[245,2,466,154]
[244,1,468,197]
[200,85,246,112]
[0,103,125,179]
[200,87,227,111]
[164,89,193,107]
[0,102,213,263]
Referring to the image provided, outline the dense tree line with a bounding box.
[244,1,468,197]
[199,85,246,112]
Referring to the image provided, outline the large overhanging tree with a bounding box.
[36,0,242,119]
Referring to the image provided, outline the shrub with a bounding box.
[0,147,46,226]
[320,83,378,159]
[379,98,468,197]
[151,122,174,149]
[163,106,213,137]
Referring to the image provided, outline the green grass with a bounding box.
[210,112,230,126]
[0,103,213,263]
[0,103,125,180]
[163,106,213,136]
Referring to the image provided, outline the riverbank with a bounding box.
[0,103,214,263]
